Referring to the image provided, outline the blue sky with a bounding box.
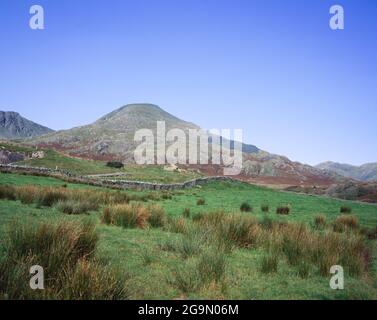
[0,0,376,165]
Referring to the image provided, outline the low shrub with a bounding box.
[196,198,205,206]
[240,202,252,212]
[276,206,290,215]
[340,206,352,214]
[106,161,124,169]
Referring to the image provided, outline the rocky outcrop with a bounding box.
[0,149,25,164]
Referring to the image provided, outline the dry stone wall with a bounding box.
[0,164,239,191]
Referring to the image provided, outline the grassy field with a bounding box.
[1,172,377,300]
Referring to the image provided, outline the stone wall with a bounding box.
[0,164,240,191]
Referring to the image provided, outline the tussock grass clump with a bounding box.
[219,215,260,248]
[7,184,139,208]
[3,220,98,264]
[147,204,166,228]
[276,206,290,215]
[0,220,127,299]
[162,235,202,259]
[190,210,368,277]
[36,188,68,207]
[261,204,269,213]
[196,198,205,206]
[169,263,199,294]
[281,223,366,276]
[313,215,326,230]
[178,236,201,259]
[0,184,16,200]
[240,202,252,212]
[54,199,98,215]
[102,203,150,229]
[169,248,226,293]
[260,254,278,274]
[166,217,188,234]
[340,206,352,214]
[60,259,128,300]
[281,224,308,266]
[102,207,113,225]
[193,211,260,249]
[333,215,359,233]
[102,203,166,229]
[16,185,43,204]
[197,250,226,284]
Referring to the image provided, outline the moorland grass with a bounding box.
[0,220,128,299]
[1,172,377,299]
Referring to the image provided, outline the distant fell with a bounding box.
[0,111,53,139]
[316,161,377,182]
[29,103,259,161]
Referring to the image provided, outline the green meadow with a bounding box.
[1,172,377,300]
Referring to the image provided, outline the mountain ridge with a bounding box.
[316,161,377,182]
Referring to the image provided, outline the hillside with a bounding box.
[27,103,335,187]
[29,103,259,160]
[0,111,53,139]
[316,161,377,182]
[30,104,201,161]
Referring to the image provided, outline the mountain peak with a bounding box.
[98,103,164,122]
[0,110,53,139]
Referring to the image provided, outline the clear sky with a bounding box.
[1,0,376,165]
